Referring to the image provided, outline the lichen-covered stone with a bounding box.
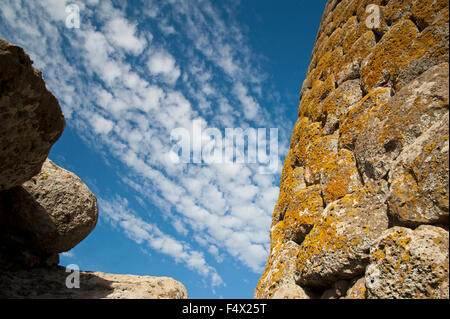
[277,185,324,246]
[322,79,363,135]
[354,63,449,181]
[299,76,335,122]
[295,189,388,288]
[0,38,65,191]
[339,87,392,151]
[319,149,362,204]
[344,277,366,299]
[388,113,449,226]
[304,131,339,185]
[255,241,304,299]
[366,226,449,299]
[360,19,419,92]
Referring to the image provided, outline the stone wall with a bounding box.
[255,0,449,299]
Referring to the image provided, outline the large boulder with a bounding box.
[0,267,188,299]
[0,159,98,259]
[0,38,65,191]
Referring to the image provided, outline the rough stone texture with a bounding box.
[271,283,311,299]
[0,158,98,263]
[353,63,449,182]
[256,0,449,299]
[343,277,366,299]
[388,112,449,226]
[0,38,65,191]
[295,188,388,288]
[320,280,350,299]
[0,266,188,299]
[366,226,449,299]
[255,241,309,299]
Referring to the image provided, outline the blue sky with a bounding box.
[0,0,325,298]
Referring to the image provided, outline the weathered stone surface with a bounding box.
[295,189,388,288]
[255,241,312,299]
[343,277,366,299]
[304,131,339,185]
[322,79,363,135]
[388,113,449,226]
[319,149,362,204]
[256,0,449,299]
[320,280,350,299]
[273,185,324,247]
[271,283,311,299]
[360,18,419,92]
[354,63,449,182]
[0,266,188,299]
[0,38,65,191]
[0,159,98,255]
[366,226,449,299]
[339,87,392,152]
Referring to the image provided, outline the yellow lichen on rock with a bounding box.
[360,19,419,92]
[295,189,388,288]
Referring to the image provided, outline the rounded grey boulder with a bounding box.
[0,159,98,254]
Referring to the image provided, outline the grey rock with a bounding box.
[0,159,98,255]
[0,38,65,191]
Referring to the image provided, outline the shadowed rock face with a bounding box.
[255,0,449,299]
[0,38,65,191]
[0,267,188,299]
[0,159,98,262]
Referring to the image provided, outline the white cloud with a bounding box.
[61,251,75,258]
[104,17,148,55]
[43,0,69,21]
[233,82,261,122]
[147,51,181,85]
[90,115,114,135]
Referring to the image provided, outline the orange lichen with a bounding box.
[411,0,449,28]
[304,131,338,184]
[361,19,419,91]
[339,87,390,149]
[320,149,361,203]
[299,75,336,122]
[291,120,322,167]
[281,185,324,243]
